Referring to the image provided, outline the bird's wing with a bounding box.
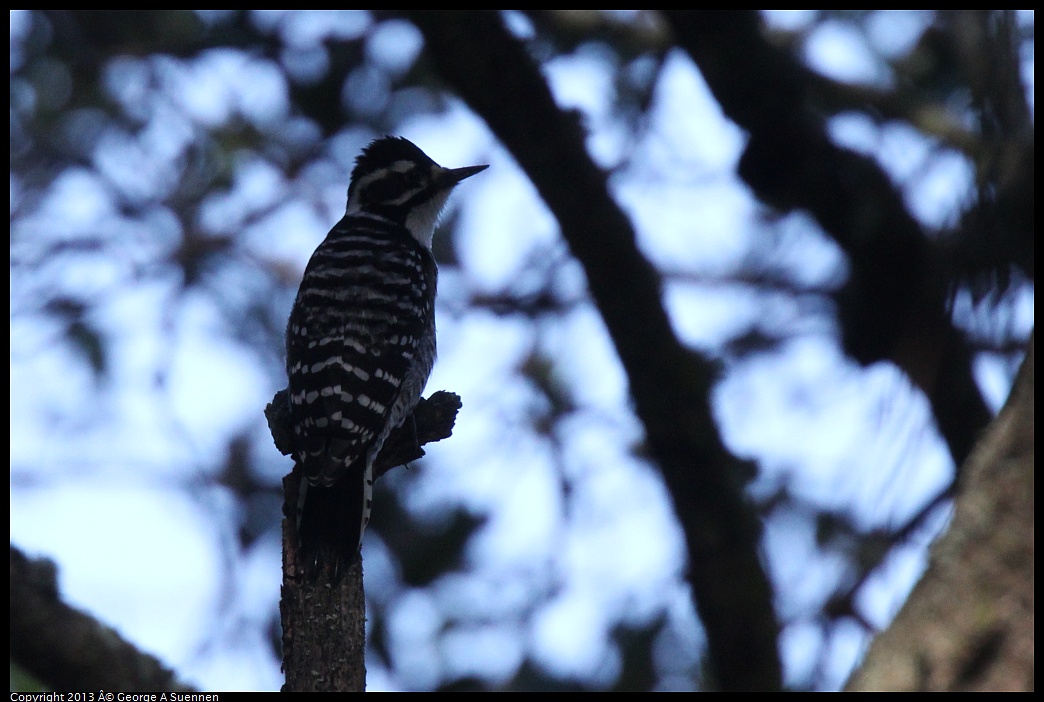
[288,311,413,487]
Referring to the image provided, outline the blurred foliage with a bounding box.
[9,10,1033,691]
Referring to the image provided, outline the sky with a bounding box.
[9,10,1034,691]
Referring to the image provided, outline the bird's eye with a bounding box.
[368,174,405,201]
[363,168,428,205]
[404,169,424,188]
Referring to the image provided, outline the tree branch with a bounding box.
[846,333,1033,690]
[266,390,462,691]
[663,10,993,468]
[10,546,193,693]
[406,10,781,691]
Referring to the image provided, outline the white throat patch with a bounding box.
[345,162,454,250]
[404,189,452,249]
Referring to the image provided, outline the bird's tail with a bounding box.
[296,464,370,580]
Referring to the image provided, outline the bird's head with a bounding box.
[346,136,488,248]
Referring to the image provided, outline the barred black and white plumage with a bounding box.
[286,136,486,578]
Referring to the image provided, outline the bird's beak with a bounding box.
[442,163,489,186]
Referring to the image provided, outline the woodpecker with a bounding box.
[286,136,487,577]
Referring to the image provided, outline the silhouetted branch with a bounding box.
[266,389,461,691]
[10,546,193,693]
[664,10,994,468]
[407,10,782,691]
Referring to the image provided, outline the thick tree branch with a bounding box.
[266,390,462,691]
[10,546,193,693]
[664,10,993,469]
[846,334,1033,691]
[407,10,781,691]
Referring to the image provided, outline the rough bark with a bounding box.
[847,335,1034,691]
[267,390,462,691]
